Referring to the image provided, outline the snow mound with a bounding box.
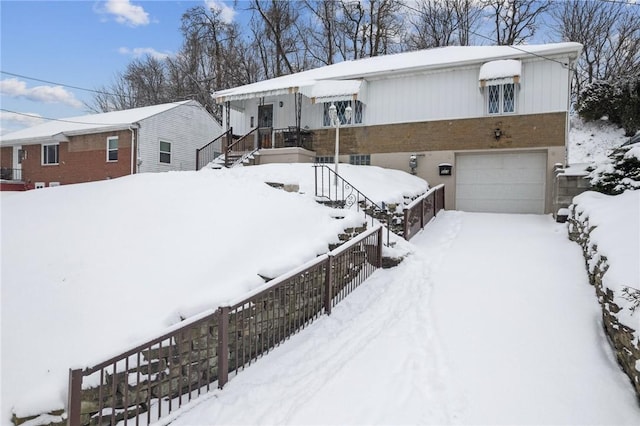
[0,165,426,422]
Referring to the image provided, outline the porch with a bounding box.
[0,167,27,191]
[196,126,316,169]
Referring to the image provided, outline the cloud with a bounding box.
[0,111,45,135]
[0,78,83,109]
[0,111,44,125]
[204,0,236,24]
[99,0,150,27]
[118,47,171,60]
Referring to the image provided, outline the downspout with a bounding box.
[565,58,575,167]
[129,123,140,175]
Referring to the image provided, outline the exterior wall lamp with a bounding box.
[494,128,502,140]
[329,102,352,183]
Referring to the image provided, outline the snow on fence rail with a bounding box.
[403,184,445,240]
[66,226,383,426]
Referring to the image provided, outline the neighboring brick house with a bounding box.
[213,42,582,214]
[0,100,222,190]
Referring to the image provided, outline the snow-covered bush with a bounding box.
[578,76,640,137]
[588,143,640,194]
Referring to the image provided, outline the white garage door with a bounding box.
[455,152,547,214]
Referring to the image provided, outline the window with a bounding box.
[18,149,26,164]
[159,141,171,164]
[349,154,370,166]
[323,100,363,126]
[42,144,59,165]
[107,137,118,162]
[487,83,516,115]
[315,156,334,164]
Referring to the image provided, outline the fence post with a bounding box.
[67,368,82,426]
[217,306,229,389]
[376,227,383,268]
[324,256,333,315]
[403,208,409,240]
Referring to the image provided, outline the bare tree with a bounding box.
[552,0,640,98]
[249,1,305,78]
[454,0,482,46]
[484,0,551,45]
[88,56,170,112]
[301,0,339,66]
[334,0,404,60]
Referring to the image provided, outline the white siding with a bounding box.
[138,101,222,173]
[223,55,572,131]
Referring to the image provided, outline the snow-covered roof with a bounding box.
[478,59,522,80]
[214,42,582,104]
[0,100,196,146]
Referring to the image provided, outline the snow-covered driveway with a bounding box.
[167,211,640,425]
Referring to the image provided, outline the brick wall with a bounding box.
[311,112,566,155]
[1,147,13,169]
[20,130,133,187]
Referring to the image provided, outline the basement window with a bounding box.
[42,144,59,165]
[349,154,370,166]
[315,156,334,164]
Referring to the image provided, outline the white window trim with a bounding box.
[159,140,171,165]
[486,83,517,116]
[107,136,118,162]
[42,143,59,165]
[322,100,364,127]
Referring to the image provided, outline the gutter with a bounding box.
[129,123,140,175]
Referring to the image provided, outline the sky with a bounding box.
[0,0,237,135]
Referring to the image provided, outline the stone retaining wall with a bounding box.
[568,207,640,401]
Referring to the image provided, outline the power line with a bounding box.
[0,108,134,126]
[402,1,575,69]
[1,70,113,96]
[0,70,212,107]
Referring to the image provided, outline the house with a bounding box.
[211,42,582,214]
[0,100,222,190]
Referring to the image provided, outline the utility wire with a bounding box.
[402,1,576,69]
[0,108,135,127]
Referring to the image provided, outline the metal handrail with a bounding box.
[314,164,392,245]
[403,184,445,240]
[196,128,232,170]
[66,226,383,426]
[225,127,260,167]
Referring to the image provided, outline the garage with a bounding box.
[455,152,547,214]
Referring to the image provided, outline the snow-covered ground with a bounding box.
[0,164,426,423]
[164,212,640,425]
[1,116,638,424]
[568,115,629,164]
[571,190,640,330]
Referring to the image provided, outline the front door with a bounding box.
[12,145,23,181]
[258,104,273,148]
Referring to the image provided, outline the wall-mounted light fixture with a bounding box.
[494,128,502,140]
[279,101,284,107]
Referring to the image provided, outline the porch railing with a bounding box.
[403,184,445,240]
[196,129,231,170]
[67,226,383,426]
[0,167,23,181]
[225,127,260,168]
[314,164,391,245]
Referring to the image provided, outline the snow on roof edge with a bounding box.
[0,100,199,145]
[214,42,582,103]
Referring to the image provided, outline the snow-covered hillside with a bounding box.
[568,115,629,164]
[0,164,427,422]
